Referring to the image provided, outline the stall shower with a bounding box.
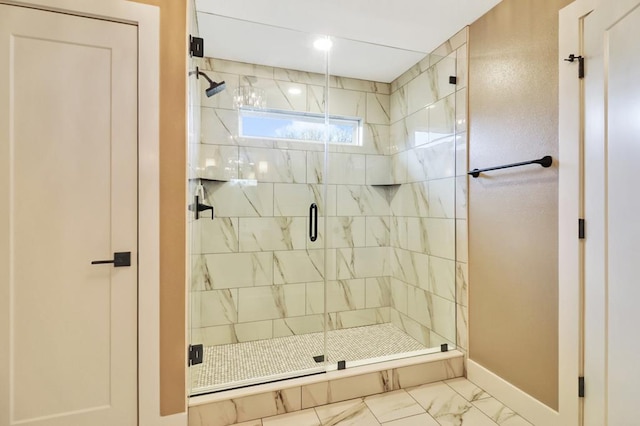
[187,26,469,395]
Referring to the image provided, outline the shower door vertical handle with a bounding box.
[309,203,318,242]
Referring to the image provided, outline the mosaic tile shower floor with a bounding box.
[191,323,428,391]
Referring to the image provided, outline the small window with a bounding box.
[238,107,362,145]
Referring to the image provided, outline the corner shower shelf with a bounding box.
[189,177,228,183]
[370,183,402,187]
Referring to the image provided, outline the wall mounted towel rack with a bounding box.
[468,155,552,178]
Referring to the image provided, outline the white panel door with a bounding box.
[584,1,640,424]
[0,5,138,426]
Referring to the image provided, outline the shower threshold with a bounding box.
[190,323,439,394]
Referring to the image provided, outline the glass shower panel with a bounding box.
[322,35,465,369]
[188,14,331,395]
[186,0,201,394]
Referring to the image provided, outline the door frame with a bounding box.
[567,0,640,424]
[0,1,183,425]
[558,0,594,425]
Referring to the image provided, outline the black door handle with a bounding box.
[91,251,131,267]
[309,203,318,242]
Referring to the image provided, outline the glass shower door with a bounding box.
[187,14,331,395]
[320,34,466,369]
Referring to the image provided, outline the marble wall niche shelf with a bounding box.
[370,183,402,187]
[189,177,228,183]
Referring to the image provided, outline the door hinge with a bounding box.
[564,54,584,79]
[188,344,203,366]
[578,376,585,397]
[190,35,204,58]
[578,218,585,239]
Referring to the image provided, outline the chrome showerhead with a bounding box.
[189,67,226,97]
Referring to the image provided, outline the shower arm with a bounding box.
[189,66,215,86]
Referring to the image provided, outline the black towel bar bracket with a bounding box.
[468,155,552,178]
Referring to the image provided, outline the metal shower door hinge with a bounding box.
[578,377,585,397]
[190,35,204,58]
[189,344,203,366]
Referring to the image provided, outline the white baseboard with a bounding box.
[467,360,559,426]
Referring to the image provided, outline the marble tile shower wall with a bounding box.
[190,57,393,346]
[189,27,469,351]
[387,28,468,352]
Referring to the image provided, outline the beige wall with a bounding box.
[468,0,571,410]
[129,0,187,416]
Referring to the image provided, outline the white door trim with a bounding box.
[557,0,594,425]
[558,1,595,426]
[0,1,185,425]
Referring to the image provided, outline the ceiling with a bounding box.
[195,0,502,82]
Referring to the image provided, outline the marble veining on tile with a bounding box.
[390,120,408,154]
[364,390,425,423]
[473,398,533,425]
[192,218,239,254]
[337,185,390,217]
[408,382,496,426]
[365,277,391,309]
[262,408,321,426]
[445,377,490,402]
[218,378,530,426]
[200,252,273,288]
[315,399,381,426]
[207,181,274,218]
[382,413,440,426]
[390,86,408,123]
[239,147,306,183]
[192,289,239,327]
[363,124,390,155]
[200,108,238,145]
[456,262,468,307]
[237,284,306,322]
[366,93,391,125]
[328,87,366,117]
[365,216,390,247]
[239,217,306,252]
[456,304,469,351]
[273,250,325,284]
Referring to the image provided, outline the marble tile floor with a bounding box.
[192,323,427,391]
[227,378,532,426]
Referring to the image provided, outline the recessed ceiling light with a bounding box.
[313,37,332,51]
